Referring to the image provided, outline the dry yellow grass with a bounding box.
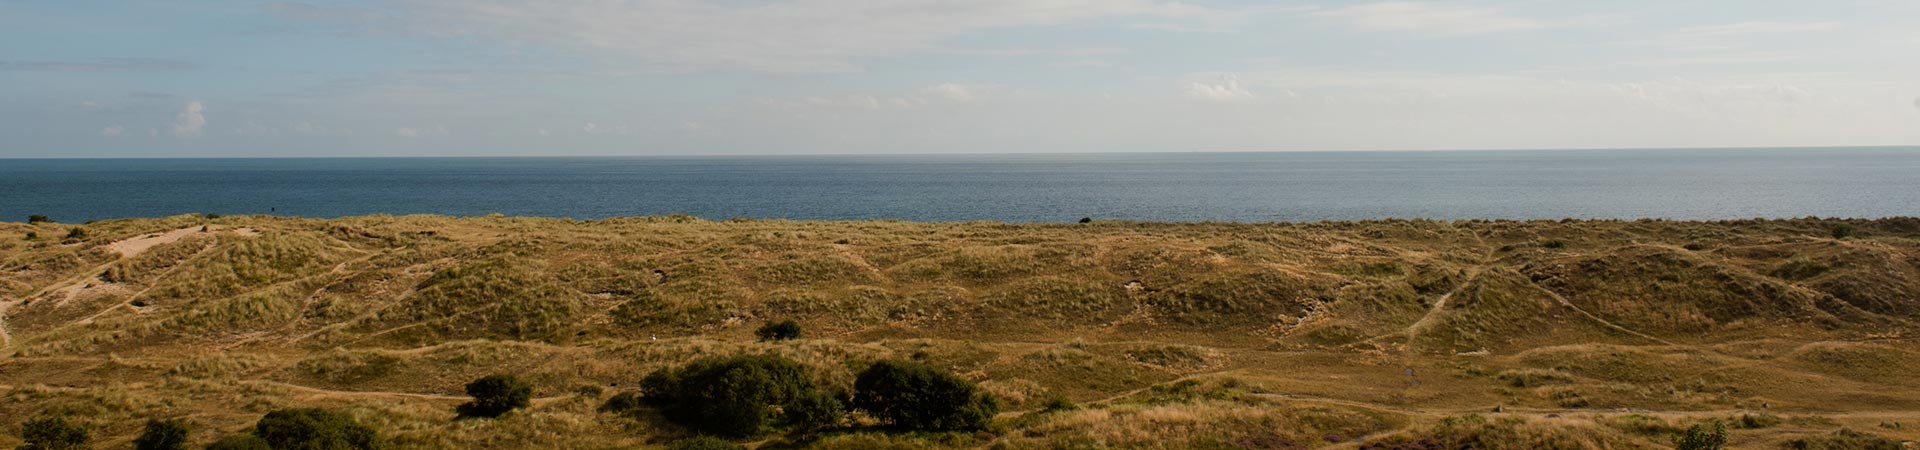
[1,215,1917,449]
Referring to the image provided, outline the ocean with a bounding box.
[2,147,1917,223]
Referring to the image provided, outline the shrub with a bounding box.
[1783,428,1904,450]
[23,232,35,241]
[755,320,802,341]
[785,390,847,430]
[1078,217,1093,224]
[1673,420,1727,450]
[254,408,381,450]
[666,436,745,450]
[63,227,88,241]
[134,419,191,450]
[599,391,645,415]
[204,435,271,450]
[17,417,88,450]
[27,215,50,224]
[1830,224,1855,239]
[1040,397,1078,413]
[457,374,533,418]
[1540,239,1568,249]
[642,354,825,437]
[852,359,999,431]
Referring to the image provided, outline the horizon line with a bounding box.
[1,144,1916,160]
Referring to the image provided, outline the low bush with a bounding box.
[17,417,88,450]
[756,320,802,341]
[63,227,87,241]
[852,359,999,432]
[254,408,382,450]
[642,354,838,437]
[457,374,533,418]
[599,391,645,415]
[133,419,191,450]
[27,215,50,224]
[1673,420,1727,450]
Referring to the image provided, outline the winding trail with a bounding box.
[0,226,256,353]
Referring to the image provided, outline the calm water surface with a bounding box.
[2,147,1917,223]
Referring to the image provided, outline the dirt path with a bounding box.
[0,226,257,353]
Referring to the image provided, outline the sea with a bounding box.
[2,147,1917,223]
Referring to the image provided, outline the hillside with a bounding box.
[3,215,1918,449]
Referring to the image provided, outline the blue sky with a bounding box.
[3,0,1917,157]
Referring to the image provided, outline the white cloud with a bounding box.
[394,125,449,138]
[1673,21,1840,39]
[775,83,990,111]
[360,0,1234,73]
[927,83,977,102]
[1184,74,1254,102]
[171,101,206,138]
[99,125,125,137]
[1313,2,1553,36]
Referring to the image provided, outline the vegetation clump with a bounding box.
[1673,420,1727,450]
[253,408,382,450]
[26,214,51,224]
[457,374,534,418]
[641,354,841,437]
[852,359,999,432]
[133,419,191,450]
[755,319,802,341]
[16,417,89,450]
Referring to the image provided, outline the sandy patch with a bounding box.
[107,226,258,258]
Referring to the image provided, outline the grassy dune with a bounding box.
[2,215,1917,449]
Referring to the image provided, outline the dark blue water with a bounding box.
[2,148,1917,223]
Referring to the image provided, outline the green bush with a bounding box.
[457,374,533,418]
[755,320,802,341]
[785,390,847,430]
[642,354,830,437]
[254,408,381,450]
[23,232,35,241]
[26,215,50,224]
[134,419,191,450]
[63,227,87,241]
[1673,420,1727,450]
[666,436,745,450]
[204,434,270,450]
[17,417,88,450]
[852,359,999,431]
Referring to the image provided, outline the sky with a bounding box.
[2,0,1918,157]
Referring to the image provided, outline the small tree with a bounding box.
[133,419,191,450]
[755,320,802,341]
[457,374,533,418]
[254,408,381,450]
[26,215,51,224]
[17,417,88,450]
[204,434,270,450]
[852,359,999,431]
[1674,420,1728,450]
